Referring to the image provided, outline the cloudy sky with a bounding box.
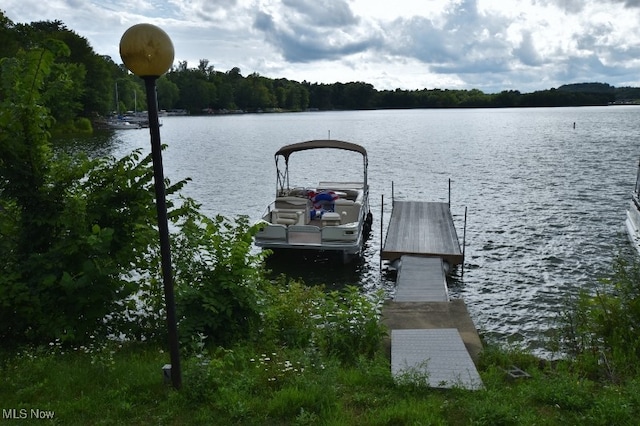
[3,0,640,93]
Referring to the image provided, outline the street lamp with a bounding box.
[119,23,181,389]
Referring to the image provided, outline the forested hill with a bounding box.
[558,82,640,103]
[2,11,639,129]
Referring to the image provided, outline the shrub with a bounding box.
[262,281,386,364]
[314,286,386,364]
[172,211,269,346]
[261,278,327,349]
[561,257,640,381]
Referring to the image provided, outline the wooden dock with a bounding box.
[381,200,482,390]
[381,201,463,267]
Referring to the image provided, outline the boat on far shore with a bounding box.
[625,158,640,253]
[106,119,141,130]
[99,113,163,130]
[120,112,165,128]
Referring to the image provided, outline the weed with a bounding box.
[394,359,432,390]
[560,258,640,383]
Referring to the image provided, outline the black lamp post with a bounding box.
[119,23,181,389]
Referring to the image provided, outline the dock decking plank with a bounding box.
[382,201,463,266]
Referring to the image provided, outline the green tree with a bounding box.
[114,77,144,114]
[245,73,275,110]
[84,54,115,115]
[279,81,309,111]
[0,44,188,345]
[342,82,376,109]
[43,61,86,122]
[0,10,20,59]
[214,79,234,109]
[0,43,64,259]
[491,90,521,107]
[167,64,217,113]
[157,75,179,110]
[15,19,114,117]
[308,83,334,110]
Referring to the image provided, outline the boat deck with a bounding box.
[381,201,463,267]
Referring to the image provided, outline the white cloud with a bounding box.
[513,31,542,66]
[3,0,640,92]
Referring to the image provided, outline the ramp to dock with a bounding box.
[382,201,463,267]
[391,329,483,390]
[384,256,484,391]
[395,256,448,302]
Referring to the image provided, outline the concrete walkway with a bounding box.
[382,299,484,363]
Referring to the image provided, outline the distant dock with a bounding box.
[381,200,483,390]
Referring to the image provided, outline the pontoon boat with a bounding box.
[254,139,372,262]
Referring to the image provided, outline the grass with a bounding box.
[3,341,640,425]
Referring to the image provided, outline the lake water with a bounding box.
[89,106,640,354]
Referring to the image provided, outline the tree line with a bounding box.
[1,11,638,131]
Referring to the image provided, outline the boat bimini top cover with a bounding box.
[275,139,367,160]
[274,139,368,193]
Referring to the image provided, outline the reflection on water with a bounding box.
[53,130,122,158]
[62,107,640,355]
[265,249,369,289]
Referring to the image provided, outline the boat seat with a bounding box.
[274,198,310,224]
[275,196,309,209]
[335,201,361,224]
[272,209,304,226]
[321,212,341,226]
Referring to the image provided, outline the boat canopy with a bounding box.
[274,139,368,195]
[275,140,367,161]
